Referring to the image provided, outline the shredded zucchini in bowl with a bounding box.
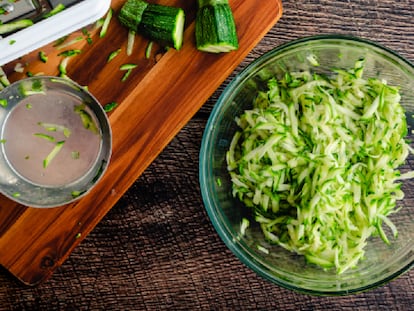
[226,59,414,274]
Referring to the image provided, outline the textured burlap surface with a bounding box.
[1,0,413,309]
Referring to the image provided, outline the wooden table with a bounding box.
[0,0,413,309]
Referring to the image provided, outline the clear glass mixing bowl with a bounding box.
[199,35,414,295]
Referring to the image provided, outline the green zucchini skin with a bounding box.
[0,19,34,35]
[139,4,185,50]
[195,0,239,53]
[118,0,185,50]
[118,0,149,32]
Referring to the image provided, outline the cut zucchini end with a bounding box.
[172,9,185,50]
[197,42,238,53]
[195,2,239,54]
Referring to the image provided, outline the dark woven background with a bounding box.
[1,0,413,310]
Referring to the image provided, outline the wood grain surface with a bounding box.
[0,0,283,285]
[0,0,413,310]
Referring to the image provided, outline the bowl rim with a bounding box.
[199,34,414,296]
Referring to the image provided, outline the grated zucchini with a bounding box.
[227,59,414,274]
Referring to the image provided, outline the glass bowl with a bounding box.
[199,35,414,295]
[0,76,112,208]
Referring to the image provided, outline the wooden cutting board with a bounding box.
[0,0,282,285]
